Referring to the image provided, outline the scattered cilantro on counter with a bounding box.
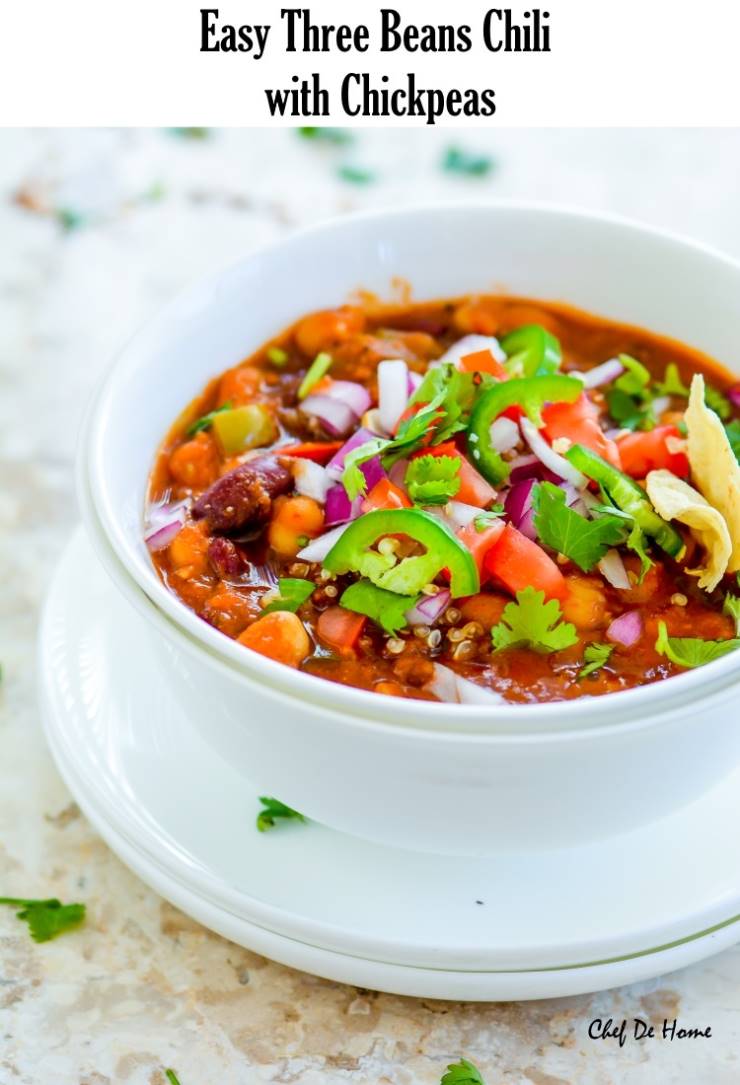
[443,146,494,177]
[491,588,578,654]
[655,621,740,669]
[532,482,627,572]
[186,401,233,437]
[340,580,417,635]
[0,897,86,943]
[297,127,353,145]
[261,578,315,615]
[337,165,377,185]
[578,642,615,679]
[441,1058,486,1085]
[167,127,210,140]
[256,797,306,833]
[405,455,461,505]
[165,1072,182,1085]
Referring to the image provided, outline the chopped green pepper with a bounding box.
[211,404,277,453]
[564,443,684,557]
[500,325,562,378]
[323,508,479,597]
[466,375,582,485]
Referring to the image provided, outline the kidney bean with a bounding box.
[208,536,244,578]
[192,456,292,533]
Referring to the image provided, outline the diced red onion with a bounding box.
[145,516,185,552]
[292,458,331,503]
[508,454,561,485]
[324,380,372,417]
[520,417,587,489]
[406,588,451,627]
[325,427,378,480]
[360,408,386,435]
[651,395,671,418]
[297,522,352,563]
[606,610,643,647]
[446,501,483,529]
[407,372,423,396]
[426,662,507,705]
[559,481,581,507]
[378,359,409,434]
[388,458,410,491]
[438,334,506,368]
[324,483,362,526]
[505,479,535,527]
[489,416,521,453]
[361,456,386,492]
[579,358,626,389]
[300,394,357,438]
[728,383,740,409]
[598,549,631,590]
[144,502,187,552]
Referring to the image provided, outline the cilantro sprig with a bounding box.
[256,797,306,833]
[0,896,86,942]
[340,580,418,634]
[578,642,614,679]
[441,1058,486,1085]
[405,455,461,506]
[261,578,314,615]
[474,505,505,532]
[491,588,578,654]
[186,401,233,437]
[532,483,627,572]
[655,621,740,669]
[723,593,740,635]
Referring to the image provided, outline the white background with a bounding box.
[3,0,740,125]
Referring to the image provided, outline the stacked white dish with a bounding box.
[43,204,740,999]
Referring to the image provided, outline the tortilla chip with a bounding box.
[646,469,731,591]
[685,373,740,572]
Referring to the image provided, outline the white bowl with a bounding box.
[80,203,740,854]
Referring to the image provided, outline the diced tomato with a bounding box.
[459,348,508,380]
[409,440,459,460]
[456,519,506,576]
[316,606,366,655]
[542,393,621,468]
[279,441,344,464]
[617,425,689,479]
[362,478,412,513]
[483,524,567,601]
[501,405,523,423]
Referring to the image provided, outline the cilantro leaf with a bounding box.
[725,420,740,464]
[297,126,353,145]
[655,362,689,398]
[0,897,86,943]
[441,1058,486,1085]
[655,621,740,669]
[186,401,233,437]
[532,483,627,572]
[491,587,578,654]
[165,1072,182,1085]
[405,455,461,506]
[342,437,392,499]
[605,388,655,432]
[474,504,505,531]
[626,523,653,583]
[340,580,418,634]
[614,354,651,397]
[705,383,732,420]
[443,146,495,177]
[261,578,314,615]
[337,165,376,185]
[723,593,740,635]
[256,797,306,833]
[578,642,614,679]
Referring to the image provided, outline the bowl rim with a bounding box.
[82,199,740,731]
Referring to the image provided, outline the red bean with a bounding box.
[192,456,292,533]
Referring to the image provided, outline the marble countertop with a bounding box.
[3,127,740,1084]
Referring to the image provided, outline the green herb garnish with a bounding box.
[165,1072,182,1085]
[267,346,288,366]
[405,455,461,506]
[337,165,376,185]
[262,578,314,615]
[0,897,86,943]
[474,505,506,531]
[655,362,690,398]
[605,388,655,432]
[578,642,615,679]
[256,797,306,833]
[443,146,494,177]
[655,621,740,669]
[705,383,732,420]
[491,588,578,654]
[723,593,740,635]
[725,420,740,463]
[614,354,651,397]
[340,580,418,635]
[298,352,332,399]
[532,482,627,572]
[186,401,233,437]
[441,1058,487,1085]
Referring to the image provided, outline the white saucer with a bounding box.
[39,530,740,999]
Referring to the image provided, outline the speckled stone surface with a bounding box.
[2,127,740,1084]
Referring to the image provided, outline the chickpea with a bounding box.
[561,575,607,631]
[294,306,366,358]
[168,432,220,489]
